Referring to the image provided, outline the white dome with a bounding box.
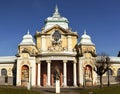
[20,31,35,46]
[79,31,94,45]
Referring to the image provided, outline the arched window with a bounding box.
[117,68,120,77]
[106,69,113,75]
[1,68,7,76]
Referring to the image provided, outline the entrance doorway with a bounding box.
[51,61,63,86]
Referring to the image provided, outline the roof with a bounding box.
[0,56,16,63]
[19,30,35,46]
[78,30,94,46]
[109,56,120,63]
[44,5,69,30]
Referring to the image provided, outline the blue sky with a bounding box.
[0,0,120,56]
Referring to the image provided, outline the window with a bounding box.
[52,30,61,41]
[106,69,113,75]
[1,68,7,76]
[117,68,120,77]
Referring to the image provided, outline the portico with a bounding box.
[36,55,77,87]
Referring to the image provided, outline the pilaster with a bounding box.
[41,35,46,51]
[67,36,72,51]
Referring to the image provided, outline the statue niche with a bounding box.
[48,30,66,52]
[85,65,92,81]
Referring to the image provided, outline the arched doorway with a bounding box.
[84,65,92,86]
[21,65,29,86]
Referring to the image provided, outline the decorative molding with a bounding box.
[38,56,75,61]
[63,60,67,63]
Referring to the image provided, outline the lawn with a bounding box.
[0,85,120,94]
[79,86,120,94]
[0,86,41,94]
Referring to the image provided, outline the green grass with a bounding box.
[0,86,120,94]
[0,87,41,94]
[79,86,120,94]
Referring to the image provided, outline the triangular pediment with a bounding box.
[41,25,78,36]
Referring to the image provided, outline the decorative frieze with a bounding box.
[38,56,76,61]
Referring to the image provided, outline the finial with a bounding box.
[84,29,87,35]
[55,4,58,13]
[53,4,60,17]
[27,29,30,35]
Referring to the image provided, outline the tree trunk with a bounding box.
[108,72,110,87]
[100,75,103,88]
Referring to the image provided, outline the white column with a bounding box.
[73,61,77,86]
[16,60,21,86]
[37,63,41,86]
[47,60,51,86]
[63,60,67,87]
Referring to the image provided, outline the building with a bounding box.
[0,6,120,87]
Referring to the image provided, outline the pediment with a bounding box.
[41,25,78,36]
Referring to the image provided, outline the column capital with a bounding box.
[46,60,51,63]
[63,60,67,63]
[37,61,41,64]
[67,35,71,38]
[36,58,40,63]
[41,35,46,38]
[73,60,77,63]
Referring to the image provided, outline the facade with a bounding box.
[0,6,120,87]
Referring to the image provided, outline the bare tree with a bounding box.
[94,53,110,88]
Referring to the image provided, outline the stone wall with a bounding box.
[97,76,120,85]
[0,76,14,85]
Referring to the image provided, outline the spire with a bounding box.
[84,29,87,35]
[52,5,61,17]
[27,29,30,35]
[44,5,69,30]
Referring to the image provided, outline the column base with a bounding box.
[46,84,51,87]
[37,85,41,87]
[73,85,78,87]
[63,85,67,87]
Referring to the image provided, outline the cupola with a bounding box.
[19,30,35,46]
[44,5,69,30]
[79,30,94,46]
